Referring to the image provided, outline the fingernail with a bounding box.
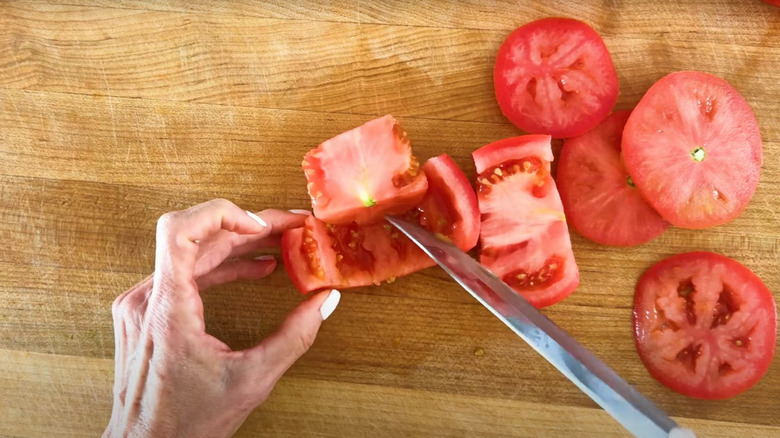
[289,209,312,216]
[254,255,276,261]
[246,210,267,227]
[319,289,341,320]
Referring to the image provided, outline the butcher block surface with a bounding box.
[1,1,779,436]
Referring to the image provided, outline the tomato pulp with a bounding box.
[474,135,579,308]
[303,115,428,225]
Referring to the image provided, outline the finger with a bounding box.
[155,199,267,291]
[191,209,308,277]
[195,257,278,290]
[236,289,341,394]
[228,235,283,259]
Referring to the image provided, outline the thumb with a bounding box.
[237,289,340,393]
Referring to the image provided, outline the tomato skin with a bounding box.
[473,135,579,308]
[633,252,777,400]
[303,115,428,225]
[283,154,480,293]
[557,110,669,246]
[622,71,763,229]
[493,18,619,138]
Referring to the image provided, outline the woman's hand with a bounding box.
[104,199,340,438]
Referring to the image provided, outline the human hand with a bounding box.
[104,199,340,438]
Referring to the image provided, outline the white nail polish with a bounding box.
[289,209,312,216]
[246,210,267,227]
[319,289,341,321]
[254,255,276,261]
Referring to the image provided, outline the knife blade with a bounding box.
[385,215,695,438]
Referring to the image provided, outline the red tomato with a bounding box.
[493,18,619,138]
[303,115,428,225]
[622,72,763,229]
[283,154,479,293]
[557,110,669,246]
[634,252,777,400]
[474,135,579,308]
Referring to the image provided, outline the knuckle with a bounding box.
[156,211,178,230]
[295,330,317,356]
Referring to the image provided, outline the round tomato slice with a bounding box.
[283,154,479,293]
[303,115,428,225]
[634,252,777,400]
[557,110,669,246]
[493,18,619,138]
[622,72,763,229]
[474,135,579,308]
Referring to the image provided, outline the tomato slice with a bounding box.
[303,115,428,225]
[473,135,579,308]
[622,71,763,229]
[283,154,479,293]
[634,252,777,400]
[493,18,619,138]
[557,110,669,246]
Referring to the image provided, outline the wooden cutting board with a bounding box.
[1,1,779,436]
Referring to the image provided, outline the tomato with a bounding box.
[557,110,669,246]
[283,154,479,293]
[493,18,619,138]
[633,252,777,400]
[303,115,428,225]
[622,72,763,229]
[473,135,579,308]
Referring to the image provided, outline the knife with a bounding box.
[385,216,696,438]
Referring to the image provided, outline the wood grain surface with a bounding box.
[1,1,779,436]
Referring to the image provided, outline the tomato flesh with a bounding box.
[622,71,763,229]
[283,154,479,293]
[474,135,579,308]
[557,110,669,246]
[303,115,428,225]
[633,252,777,399]
[493,18,619,138]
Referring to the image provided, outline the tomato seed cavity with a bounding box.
[711,287,740,329]
[676,343,702,373]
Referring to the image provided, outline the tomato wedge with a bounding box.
[634,252,777,399]
[493,18,619,138]
[622,72,763,229]
[283,154,479,293]
[303,115,428,225]
[557,110,669,246]
[474,135,579,308]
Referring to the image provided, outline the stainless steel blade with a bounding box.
[386,216,695,438]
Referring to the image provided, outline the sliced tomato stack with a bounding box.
[473,135,579,308]
[283,152,480,293]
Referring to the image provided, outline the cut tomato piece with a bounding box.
[283,154,479,293]
[622,71,763,229]
[557,110,669,246]
[634,252,776,399]
[493,18,619,138]
[474,135,579,308]
[303,115,428,225]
